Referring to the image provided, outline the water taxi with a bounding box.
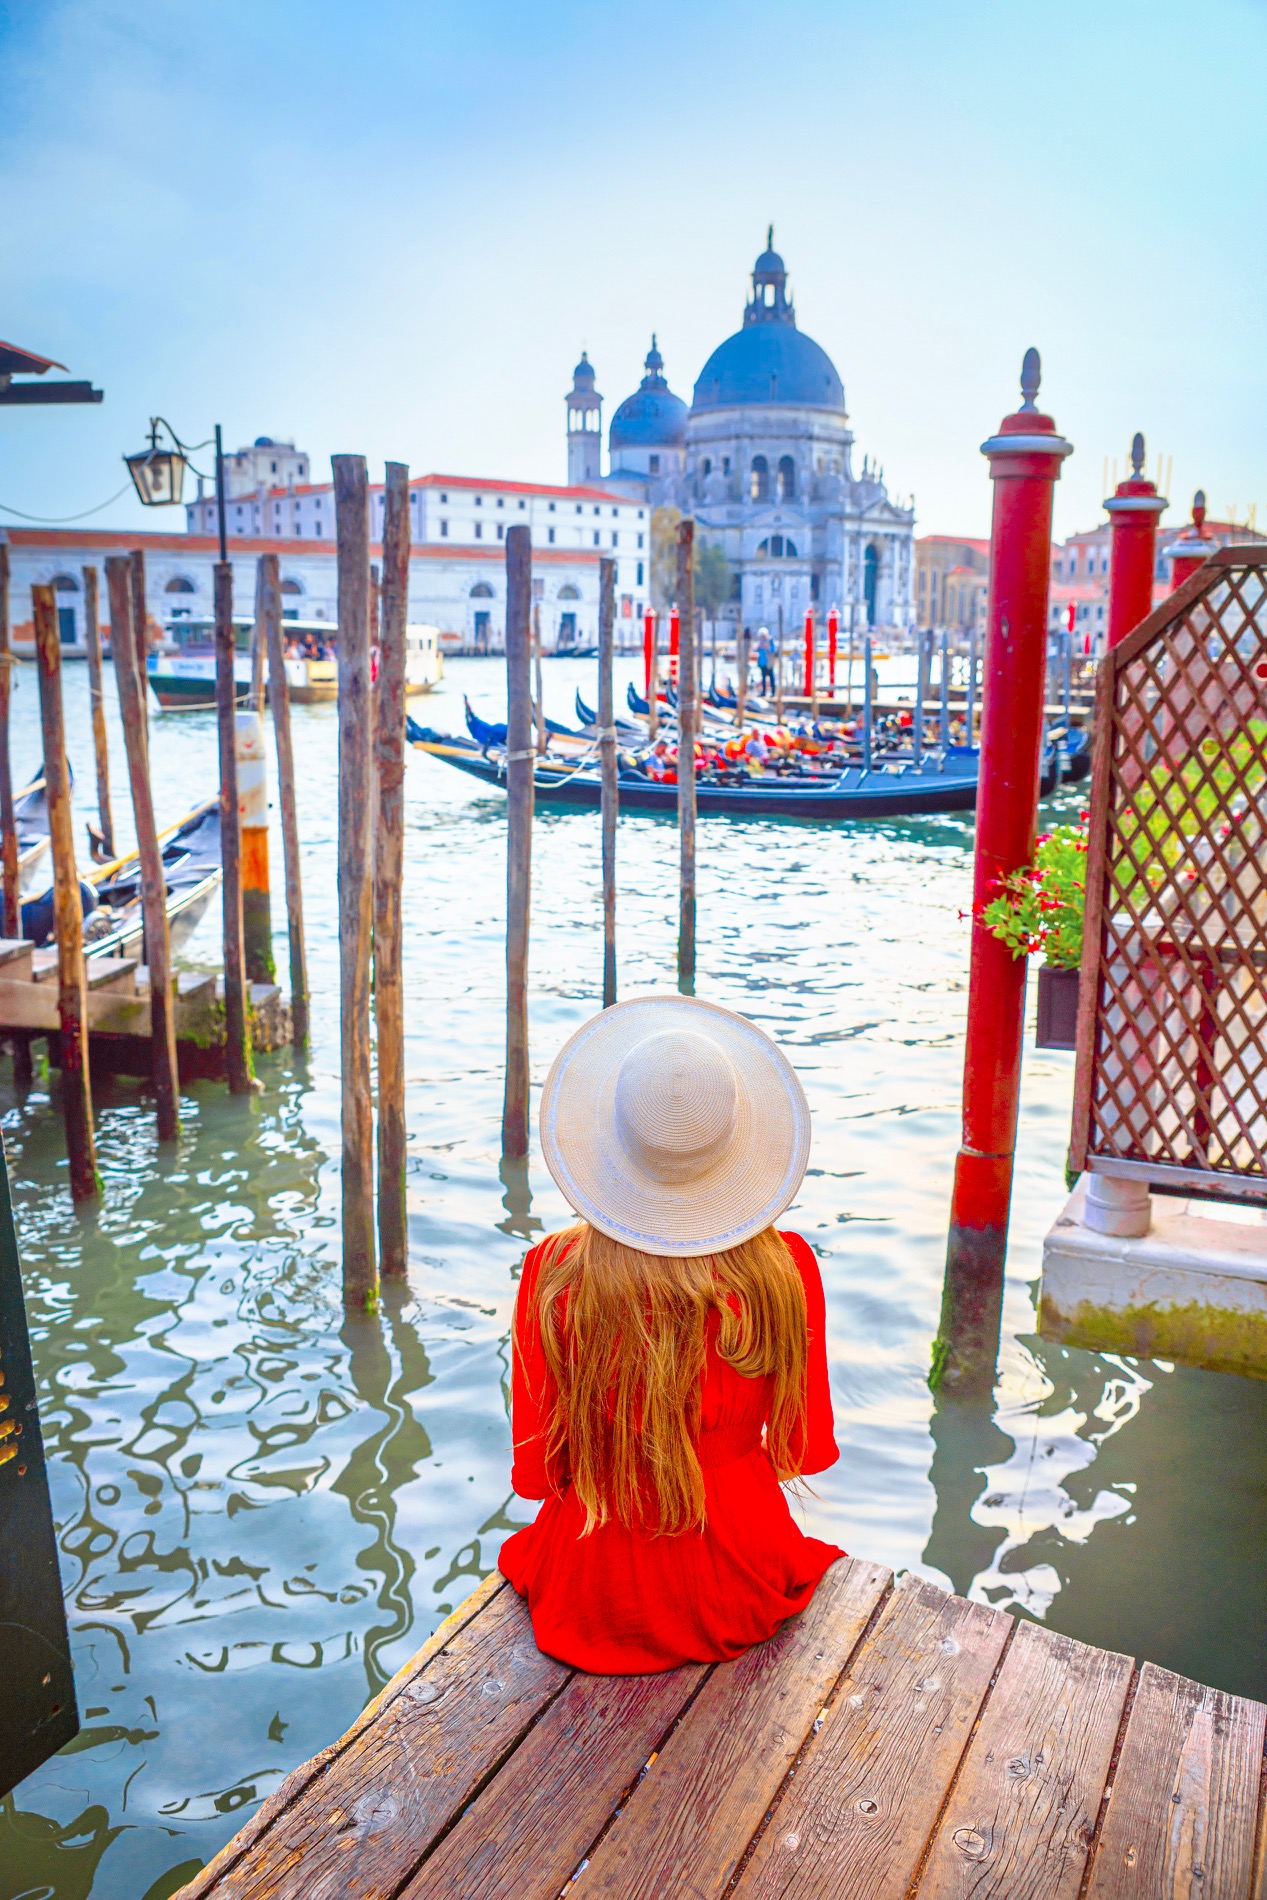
[146,617,444,710]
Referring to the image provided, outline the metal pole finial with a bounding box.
[1193,489,1207,530]
[1130,432,1145,478]
[1019,348,1041,412]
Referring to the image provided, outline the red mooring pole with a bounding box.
[802,609,814,697]
[933,349,1071,1395]
[669,604,680,687]
[1164,490,1216,593]
[827,606,839,696]
[643,608,656,699]
[1105,433,1166,645]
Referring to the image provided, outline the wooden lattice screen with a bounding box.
[1070,548,1267,1202]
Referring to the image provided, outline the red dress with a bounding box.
[498,1230,844,1674]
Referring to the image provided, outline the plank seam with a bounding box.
[1075,1661,1142,1900]
[1247,1716,1267,1899]
[721,1570,898,1895]
[173,1572,507,1898]
[552,1663,720,1899]
[383,1666,580,1900]
[903,1608,1019,1896]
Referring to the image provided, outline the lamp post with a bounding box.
[124,417,226,560]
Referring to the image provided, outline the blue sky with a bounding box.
[2,0,1263,540]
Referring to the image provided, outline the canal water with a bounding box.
[3,654,1265,1900]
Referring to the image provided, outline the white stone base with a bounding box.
[1039,1174,1267,1379]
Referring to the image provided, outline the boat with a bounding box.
[464,697,578,750]
[146,618,444,710]
[572,690,649,741]
[407,720,1071,819]
[10,775,56,893]
[19,799,224,959]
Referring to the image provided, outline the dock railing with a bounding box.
[1070,546,1267,1202]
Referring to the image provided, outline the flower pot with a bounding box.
[1036,963,1080,1050]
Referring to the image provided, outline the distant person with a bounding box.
[499,997,842,1671]
[756,629,775,696]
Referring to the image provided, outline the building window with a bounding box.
[750,456,770,502]
[440,492,448,502]
[519,499,526,509]
[611,507,618,517]
[649,455,660,474]
[636,533,643,550]
[475,496,482,506]
[611,532,618,547]
[548,502,556,512]
[475,522,482,539]
[594,506,600,515]
[777,456,796,501]
[548,528,556,544]
[576,503,582,513]
[637,562,644,586]
[722,457,730,476]
[497,523,504,539]
[593,532,600,547]
[497,497,504,507]
[702,458,712,477]
[441,521,449,537]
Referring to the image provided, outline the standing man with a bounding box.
[756,627,775,696]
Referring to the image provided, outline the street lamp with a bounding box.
[124,416,227,561]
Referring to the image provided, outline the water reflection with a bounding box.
[0,657,1264,1900]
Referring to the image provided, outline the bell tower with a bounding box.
[566,351,602,486]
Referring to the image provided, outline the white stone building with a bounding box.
[567,234,916,635]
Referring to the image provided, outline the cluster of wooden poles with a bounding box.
[497,517,701,1163]
[0,538,310,1205]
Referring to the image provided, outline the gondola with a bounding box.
[409,721,1069,819]
[573,690,649,741]
[19,799,224,960]
[11,775,56,893]
[464,696,578,750]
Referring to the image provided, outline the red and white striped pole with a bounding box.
[802,609,814,698]
[1105,433,1166,647]
[935,350,1072,1395]
[669,604,680,688]
[827,606,839,696]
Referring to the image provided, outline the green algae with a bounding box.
[1040,1292,1267,1381]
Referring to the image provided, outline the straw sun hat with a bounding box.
[539,995,810,1258]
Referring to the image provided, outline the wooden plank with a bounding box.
[176,1574,508,1899]
[579,1556,892,1900]
[733,1575,1011,1900]
[915,1618,1131,1900]
[1085,1661,1266,1900]
[179,1576,570,1900]
[401,1662,707,1900]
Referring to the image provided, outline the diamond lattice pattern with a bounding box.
[1087,564,1267,1186]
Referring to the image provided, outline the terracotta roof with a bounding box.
[196,474,639,507]
[915,534,990,553]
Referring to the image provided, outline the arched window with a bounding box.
[470,582,495,598]
[777,456,796,501]
[756,536,798,560]
[51,573,78,592]
[558,584,581,601]
[750,456,769,502]
[864,544,880,627]
[164,576,196,594]
[280,578,303,595]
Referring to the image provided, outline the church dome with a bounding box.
[692,324,844,411]
[691,235,844,412]
[610,335,688,453]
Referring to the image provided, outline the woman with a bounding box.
[499,995,843,1674]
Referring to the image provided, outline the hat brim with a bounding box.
[539,995,810,1258]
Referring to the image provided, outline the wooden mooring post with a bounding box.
[676,518,697,994]
[261,554,309,1050]
[598,557,617,1008]
[82,566,114,861]
[0,538,20,943]
[31,586,97,1200]
[736,621,749,729]
[532,603,547,757]
[249,560,267,714]
[502,524,533,1158]
[129,548,149,734]
[238,702,275,985]
[375,463,410,1279]
[105,557,180,1142]
[215,562,252,1096]
[333,454,377,1303]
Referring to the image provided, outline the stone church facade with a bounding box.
[567,235,916,634]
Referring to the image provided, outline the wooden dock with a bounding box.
[0,938,290,1080]
[177,1558,1267,1899]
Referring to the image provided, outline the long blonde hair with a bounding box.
[528,1222,808,1535]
